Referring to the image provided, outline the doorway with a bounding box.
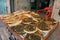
[30,0,50,11]
[10,0,15,13]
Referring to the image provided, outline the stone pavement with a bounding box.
[0,20,9,40]
[47,23,60,40]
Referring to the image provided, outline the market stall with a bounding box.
[0,10,58,40]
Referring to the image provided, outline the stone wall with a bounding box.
[14,0,31,11]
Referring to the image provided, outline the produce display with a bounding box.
[0,10,58,40]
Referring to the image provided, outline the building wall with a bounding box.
[14,0,31,11]
[0,0,10,14]
[6,0,11,13]
[51,0,60,22]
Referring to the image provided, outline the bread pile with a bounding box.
[0,10,57,40]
